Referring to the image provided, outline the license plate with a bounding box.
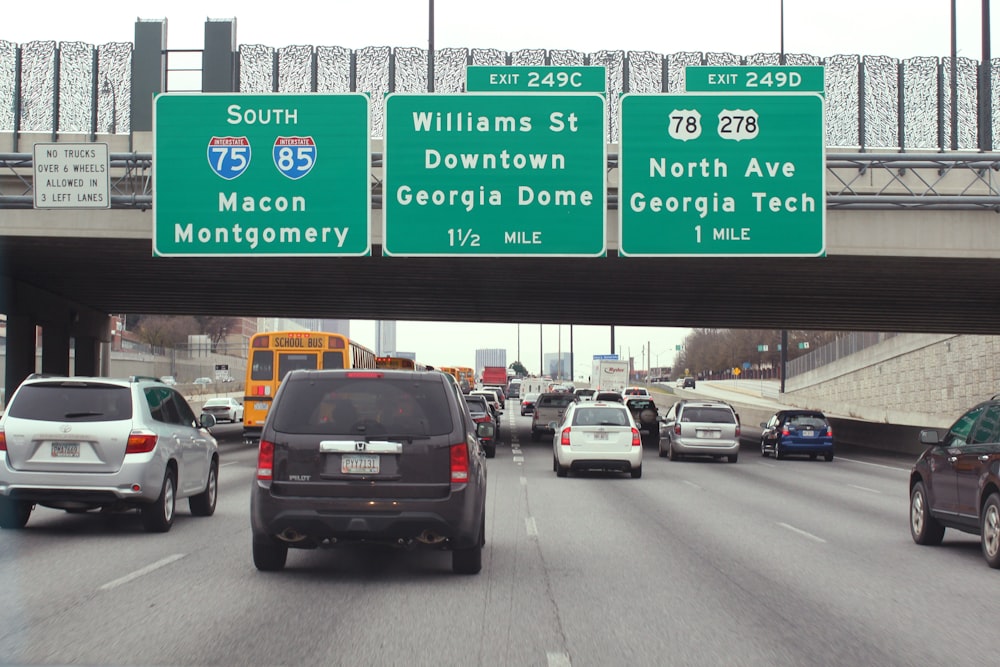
[802,430,815,437]
[342,454,379,474]
[254,402,269,411]
[696,430,721,439]
[52,442,80,457]
[593,432,608,441]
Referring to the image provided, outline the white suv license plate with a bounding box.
[696,430,721,439]
[51,442,80,457]
[342,454,380,474]
[593,432,609,441]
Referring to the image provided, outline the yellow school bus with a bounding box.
[376,356,433,371]
[242,331,376,442]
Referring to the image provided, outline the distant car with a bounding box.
[594,391,624,403]
[574,388,596,401]
[909,397,1000,568]
[552,401,643,478]
[250,368,493,574]
[623,387,651,399]
[531,392,579,441]
[464,394,497,459]
[660,399,740,463]
[0,374,218,532]
[201,397,244,424]
[520,392,539,416]
[625,397,661,445]
[506,380,521,400]
[760,410,834,461]
[159,375,177,386]
[470,389,503,415]
[193,377,213,386]
[681,377,696,389]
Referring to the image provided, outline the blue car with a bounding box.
[760,410,834,461]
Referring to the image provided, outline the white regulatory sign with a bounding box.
[33,143,110,209]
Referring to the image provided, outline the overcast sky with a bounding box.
[4,1,995,375]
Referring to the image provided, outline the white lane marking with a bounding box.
[514,456,524,464]
[778,522,827,543]
[837,456,910,472]
[520,476,528,486]
[525,517,538,537]
[547,652,572,667]
[99,554,186,590]
[682,480,701,490]
[757,461,776,467]
[848,483,882,494]
[220,461,241,467]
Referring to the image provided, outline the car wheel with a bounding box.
[668,441,679,461]
[774,444,785,460]
[910,480,945,545]
[253,538,288,571]
[824,452,834,462]
[658,441,666,458]
[981,493,1000,568]
[484,443,496,459]
[189,458,218,516]
[0,497,32,529]
[556,458,568,477]
[141,468,176,533]
[452,521,483,575]
[761,441,769,457]
[630,466,642,479]
[728,454,738,463]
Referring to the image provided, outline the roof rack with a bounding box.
[128,375,161,383]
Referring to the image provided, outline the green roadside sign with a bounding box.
[383,93,606,256]
[685,66,825,93]
[466,66,606,93]
[619,93,825,257]
[153,93,370,256]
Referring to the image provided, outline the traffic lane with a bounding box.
[518,429,987,667]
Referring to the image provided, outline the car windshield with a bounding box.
[5,383,133,421]
[628,399,655,410]
[538,395,576,407]
[573,407,629,426]
[681,407,735,423]
[787,415,828,429]
[273,377,453,436]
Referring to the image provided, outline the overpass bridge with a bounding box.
[2,18,1000,395]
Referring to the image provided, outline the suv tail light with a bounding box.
[450,443,469,483]
[560,427,571,446]
[674,423,682,435]
[826,426,833,437]
[631,428,641,447]
[257,439,274,480]
[0,428,6,451]
[125,430,158,454]
[781,427,790,436]
[735,424,741,438]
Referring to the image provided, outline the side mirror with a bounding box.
[477,421,496,440]
[200,413,217,429]
[919,429,941,446]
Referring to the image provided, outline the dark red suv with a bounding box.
[909,396,1000,568]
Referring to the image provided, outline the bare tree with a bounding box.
[134,315,199,348]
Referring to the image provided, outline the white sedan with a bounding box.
[201,397,244,423]
[552,401,643,478]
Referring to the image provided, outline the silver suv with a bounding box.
[0,375,219,532]
[660,399,741,463]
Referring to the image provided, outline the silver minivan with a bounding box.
[660,399,740,463]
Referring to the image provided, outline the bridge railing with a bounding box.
[1,35,998,152]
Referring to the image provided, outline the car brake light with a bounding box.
[781,428,791,436]
[826,426,833,437]
[346,371,383,379]
[735,425,741,438]
[674,423,681,435]
[257,439,274,480]
[0,429,6,451]
[450,443,469,483]
[560,427,571,446]
[125,431,158,454]
[631,428,641,447]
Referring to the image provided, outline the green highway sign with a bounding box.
[153,93,370,256]
[685,66,825,93]
[383,93,607,256]
[466,66,606,93]
[619,93,825,257]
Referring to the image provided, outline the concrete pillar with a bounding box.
[131,19,166,133]
[75,335,102,377]
[40,327,71,376]
[203,19,237,92]
[4,315,37,395]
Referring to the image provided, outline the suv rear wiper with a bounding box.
[64,411,104,418]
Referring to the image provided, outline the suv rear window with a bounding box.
[6,382,133,422]
[272,376,453,436]
[786,415,828,429]
[681,406,736,423]
[538,395,577,408]
[573,406,629,426]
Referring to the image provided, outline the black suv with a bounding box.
[909,396,1000,568]
[250,368,495,574]
[625,397,661,445]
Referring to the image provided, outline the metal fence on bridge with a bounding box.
[1,36,999,151]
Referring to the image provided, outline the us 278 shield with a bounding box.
[207,136,251,180]
[273,136,317,180]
